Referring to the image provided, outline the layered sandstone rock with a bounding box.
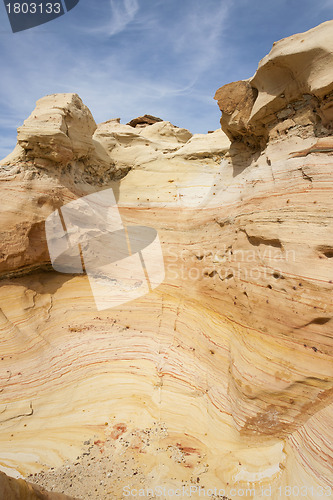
[0,20,332,500]
[0,94,120,279]
[214,19,333,148]
[7,93,114,177]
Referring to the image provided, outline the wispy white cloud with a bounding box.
[2,0,330,160]
[0,0,232,155]
[79,0,140,37]
[172,1,230,62]
[109,0,139,35]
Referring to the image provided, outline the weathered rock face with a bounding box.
[0,20,332,500]
[127,114,163,128]
[0,94,126,279]
[0,471,75,499]
[211,19,333,438]
[214,19,333,148]
[17,94,97,164]
[6,93,114,178]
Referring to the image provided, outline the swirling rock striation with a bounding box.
[0,20,332,500]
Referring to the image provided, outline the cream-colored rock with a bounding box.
[215,20,333,146]
[2,93,114,180]
[93,119,228,208]
[251,20,333,123]
[171,128,230,159]
[0,20,332,500]
[93,119,160,173]
[0,95,125,278]
[138,120,192,145]
[17,93,97,163]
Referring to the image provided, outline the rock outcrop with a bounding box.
[214,19,333,148]
[0,471,75,499]
[0,20,332,500]
[127,114,163,128]
[0,94,125,278]
[212,19,333,434]
[4,93,114,179]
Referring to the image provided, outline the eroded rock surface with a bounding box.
[214,20,333,148]
[127,114,163,128]
[0,20,332,500]
[0,470,75,499]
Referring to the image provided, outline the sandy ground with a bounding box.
[26,431,151,499]
[26,424,230,500]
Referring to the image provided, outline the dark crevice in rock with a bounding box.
[240,229,283,249]
[317,245,333,258]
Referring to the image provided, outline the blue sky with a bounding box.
[0,0,332,159]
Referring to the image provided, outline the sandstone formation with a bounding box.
[0,470,75,499]
[214,19,333,148]
[127,114,163,128]
[11,93,114,178]
[0,20,332,500]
